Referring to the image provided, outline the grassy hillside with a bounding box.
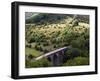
[25,13,89,68]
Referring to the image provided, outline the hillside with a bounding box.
[25,13,90,68]
[26,13,89,24]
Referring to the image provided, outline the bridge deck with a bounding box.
[34,47,68,61]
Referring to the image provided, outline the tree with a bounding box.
[63,56,89,66]
[65,47,81,59]
[34,44,43,51]
[72,19,79,27]
[28,54,34,59]
[26,57,51,68]
[43,49,49,53]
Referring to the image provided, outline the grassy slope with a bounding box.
[25,47,43,57]
[25,20,89,55]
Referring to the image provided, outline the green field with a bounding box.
[25,47,43,57]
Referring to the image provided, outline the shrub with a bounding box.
[26,44,31,48]
[70,36,86,49]
[29,37,35,43]
[25,57,51,68]
[43,49,49,53]
[28,54,34,59]
[34,45,43,51]
[63,56,89,66]
[62,32,77,44]
[53,45,57,48]
[72,19,79,27]
[65,48,81,59]
[43,42,49,46]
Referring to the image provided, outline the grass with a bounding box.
[25,47,43,57]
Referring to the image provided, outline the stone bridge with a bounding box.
[33,47,68,66]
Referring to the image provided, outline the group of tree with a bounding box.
[25,13,90,67]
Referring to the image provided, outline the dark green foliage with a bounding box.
[28,54,34,59]
[72,19,79,27]
[26,44,31,48]
[29,37,35,43]
[34,44,43,51]
[26,57,52,68]
[63,56,89,66]
[42,42,49,46]
[65,48,81,59]
[53,45,57,48]
[43,49,49,53]
[27,31,47,43]
[71,37,85,49]
[62,32,80,44]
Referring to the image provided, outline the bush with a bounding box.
[29,38,35,43]
[53,45,57,48]
[62,32,77,44]
[70,36,87,49]
[43,49,49,53]
[26,44,31,48]
[34,45,43,51]
[63,56,89,66]
[65,48,81,59]
[51,38,57,44]
[28,32,46,43]
[80,50,89,57]
[28,54,34,59]
[43,42,49,46]
[25,57,52,68]
[72,19,79,27]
